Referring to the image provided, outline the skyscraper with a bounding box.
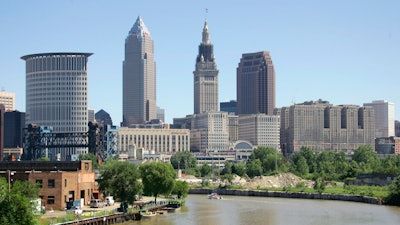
[193,20,219,114]
[0,91,15,112]
[123,16,156,126]
[364,100,395,137]
[237,51,276,115]
[21,52,92,159]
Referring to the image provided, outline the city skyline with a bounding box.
[0,1,399,124]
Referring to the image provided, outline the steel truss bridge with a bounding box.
[23,122,105,161]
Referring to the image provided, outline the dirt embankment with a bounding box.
[229,173,314,189]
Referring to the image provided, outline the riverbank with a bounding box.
[189,188,384,205]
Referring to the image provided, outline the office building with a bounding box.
[364,100,395,137]
[123,16,156,126]
[395,120,400,137]
[4,111,25,149]
[95,109,113,126]
[0,104,4,161]
[276,100,375,154]
[190,112,229,153]
[118,127,190,154]
[0,160,96,210]
[237,51,276,115]
[228,114,239,143]
[238,114,280,150]
[220,100,237,115]
[156,106,165,122]
[193,20,219,114]
[0,91,15,112]
[375,136,400,155]
[21,52,92,159]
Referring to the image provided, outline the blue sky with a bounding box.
[0,0,399,124]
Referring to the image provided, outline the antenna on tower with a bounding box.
[205,8,208,20]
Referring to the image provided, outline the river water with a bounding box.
[128,194,400,225]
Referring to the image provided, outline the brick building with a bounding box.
[0,160,96,210]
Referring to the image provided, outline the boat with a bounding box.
[162,201,182,212]
[208,192,223,200]
[140,211,157,219]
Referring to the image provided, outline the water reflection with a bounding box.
[128,194,400,225]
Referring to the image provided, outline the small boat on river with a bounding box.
[208,192,223,200]
[141,211,157,219]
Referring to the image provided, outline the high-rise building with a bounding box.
[276,100,375,154]
[364,100,395,138]
[238,114,280,150]
[395,120,400,137]
[190,112,229,153]
[0,104,4,161]
[237,51,276,115]
[156,106,165,123]
[220,100,237,115]
[0,91,15,112]
[123,16,156,126]
[95,109,113,126]
[193,20,219,114]
[4,111,25,148]
[88,109,95,123]
[21,52,92,159]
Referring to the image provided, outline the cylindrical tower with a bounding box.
[21,52,92,159]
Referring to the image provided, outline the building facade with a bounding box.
[364,100,395,138]
[123,16,156,126]
[21,53,92,159]
[238,114,280,150]
[95,109,113,126]
[220,100,237,115]
[276,100,375,154]
[0,160,96,210]
[375,136,400,155]
[156,106,165,122]
[190,112,229,153]
[228,114,239,143]
[0,91,15,112]
[237,51,276,115]
[193,20,219,114]
[4,110,25,150]
[118,127,190,154]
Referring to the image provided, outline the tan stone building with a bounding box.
[0,160,96,210]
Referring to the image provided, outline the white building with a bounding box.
[190,111,229,153]
[118,127,190,154]
[21,52,92,160]
[364,100,395,137]
[0,91,15,111]
[239,114,280,151]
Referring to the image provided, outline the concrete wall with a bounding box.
[189,188,383,205]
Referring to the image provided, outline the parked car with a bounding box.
[90,199,104,208]
[66,206,83,215]
[105,196,115,206]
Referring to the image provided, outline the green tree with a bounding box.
[232,162,246,176]
[171,180,189,199]
[97,160,142,205]
[246,159,263,178]
[0,177,38,225]
[140,162,177,202]
[248,147,287,175]
[200,163,212,177]
[221,161,233,175]
[170,151,197,172]
[385,176,400,206]
[79,153,100,170]
[296,156,309,176]
[352,145,380,173]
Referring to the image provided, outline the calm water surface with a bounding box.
[128,194,400,225]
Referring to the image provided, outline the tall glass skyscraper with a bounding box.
[193,20,219,114]
[21,52,92,159]
[123,16,156,126]
[237,51,276,115]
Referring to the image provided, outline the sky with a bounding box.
[0,0,399,124]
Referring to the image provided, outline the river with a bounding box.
[127,194,400,225]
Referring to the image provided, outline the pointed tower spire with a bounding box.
[129,16,151,37]
[202,20,210,44]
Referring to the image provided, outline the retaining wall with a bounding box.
[189,188,383,205]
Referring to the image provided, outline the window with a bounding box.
[47,196,55,205]
[48,179,55,188]
[64,179,67,187]
[36,179,43,188]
